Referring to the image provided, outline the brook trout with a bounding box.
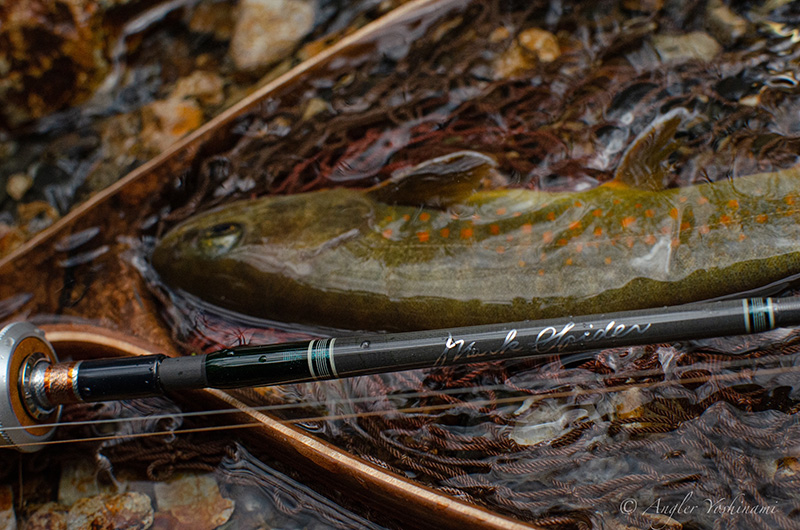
[152,115,800,331]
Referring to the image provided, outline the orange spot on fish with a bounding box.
[697,196,709,205]
[739,233,747,241]
[727,199,739,210]
[419,212,431,222]
[522,223,533,234]
[565,258,573,265]
[538,269,545,276]
[645,209,655,218]
[569,220,581,230]
[613,199,621,205]
[557,238,568,246]
[461,227,473,239]
[621,216,636,228]
[417,231,430,242]
[671,237,680,248]
[680,221,691,231]
[490,224,500,235]
[644,234,657,245]
[440,228,450,238]
[574,201,583,207]
[518,260,526,267]
[384,215,393,222]
[634,203,642,209]
[593,209,603,217]
[543,231,554,243]
[594,227,603,237]
[756,214,768,223]
[679,196,688,203]
[496,207,507,215]
[719,214,732,225]
[699,225,710,235]
[626,237,635,248]
[669,208,679,220]
[382,229,393,238]
[785,195,795,205]
[496,246,505,254]
[513,212,522,218]
[604,257,612,265]
[403,214,411,221]
[545,211,556,221]
[506,235,514,242]
[661,225,672,235]
[575,243,584,253]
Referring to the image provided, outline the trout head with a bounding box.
[151,189,374,301]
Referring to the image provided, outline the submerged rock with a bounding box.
[493,27,560,78]
[0,485,16,530]
[26,493,153,530]
[229,0,316,71]
[153,473,234,530]
[652,31,721,63]
[0,0,145,130]
[68,493,154,530]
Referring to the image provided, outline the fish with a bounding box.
[152,111,800,331]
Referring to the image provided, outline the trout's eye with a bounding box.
[198,223,243,256]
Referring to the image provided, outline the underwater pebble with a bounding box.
[518,28,561,63]
[652,32,721,63]
[614,387,649,419]
[153,473,234,530]
[493,28,560,78]
[489,26,511,43]
[140,98,204,153]
[510,401,593,446]
[302,97,332,121]
[58,460,126,507]
[0,485,16,530]
[6,172,32,201]
[172,71,226,108]
[229,0,316,71]
[705,0,748,46]
[67,492,154,530]
[25,503,67,530]
[17,201,60,235]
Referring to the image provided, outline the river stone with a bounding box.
[229,0,316,72]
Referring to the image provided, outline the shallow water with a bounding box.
[4,0,800,528]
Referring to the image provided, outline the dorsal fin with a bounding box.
[367,151,502,208]
[608,108,690,191]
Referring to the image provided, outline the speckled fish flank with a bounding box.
[152,141,800,331]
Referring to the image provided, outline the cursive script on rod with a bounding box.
[435,320,652,366]
[435,329,521,367]
[533,320,651,353]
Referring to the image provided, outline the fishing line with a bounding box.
[6,357,798,450]
[0,348,787,432]
[3,296,800,450]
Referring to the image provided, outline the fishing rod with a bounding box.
[2,295,799,451]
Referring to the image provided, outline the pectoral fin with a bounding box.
[367,151,502,208]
